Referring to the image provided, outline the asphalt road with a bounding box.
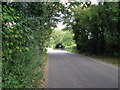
[46,50,118,88]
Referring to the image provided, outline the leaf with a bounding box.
[16,47,20,49]
[25,47,30,51]
[9,50,12,54]
[15,35,18,38]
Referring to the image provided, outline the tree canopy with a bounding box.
[2,2,119,88]
[70,2,119,56]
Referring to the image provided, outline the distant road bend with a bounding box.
[47,50,118,88]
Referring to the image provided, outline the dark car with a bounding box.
[55,44,64,49]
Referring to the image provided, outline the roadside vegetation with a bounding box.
[72,2,119,58]
[62,2,119,65]
[49,29,76,50]
[2,2,67,88]
[2,1,119,88]
[2,4,51,88]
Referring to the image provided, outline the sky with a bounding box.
[55,22,66,30]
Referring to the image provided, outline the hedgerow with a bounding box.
[2,2,67,88]
[2,5,51,88]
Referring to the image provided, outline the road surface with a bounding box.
[46,50,118,88]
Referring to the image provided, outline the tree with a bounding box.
[71,2,119,56]
[49,30,76,48]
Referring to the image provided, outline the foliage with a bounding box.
[2,2,66,88]
[62,27,73,31]
[49,30,76,48]
[2,2,120,88]
[2,5,50,88]
[71,2,119,57]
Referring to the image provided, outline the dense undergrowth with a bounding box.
[1,2,120,88]
[62,2,119,65]
[2,2,66,88]
[2,5,52,88]
[71,2,120,57]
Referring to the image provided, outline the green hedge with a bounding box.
[2,5,51,88]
